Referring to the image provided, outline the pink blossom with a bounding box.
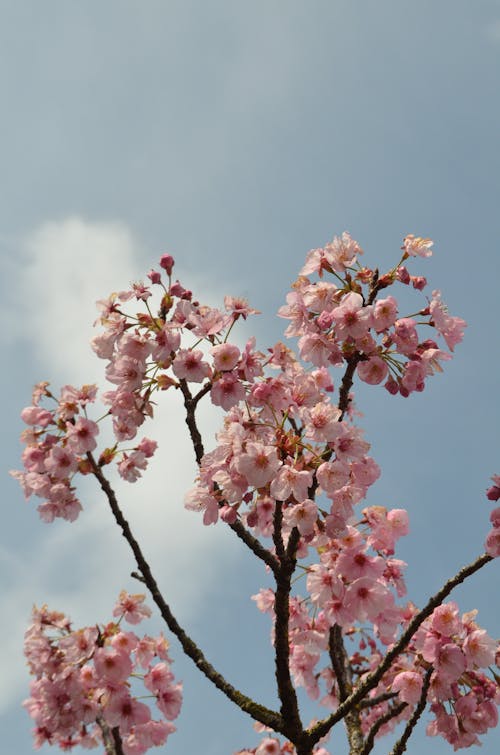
[270,465,313,503]
[156,682,183,720]
[303,403,342,442]
[403,234,433,257]
[21,406,53,427]
[429,290,467,352]
[357,356,388,385]
[172,349,211,383]
[118,451,148,482]
[372,296,398,332]
[344,578,391,622]
[210,373,246,410]
[316,460,350,496]
[94,646,133,684]
[393,318,418,356]
[113,591,152,625]
[463,629,497,668]
[284,499,317,536]
[392,671,423,703]
[330,292,371,340]
[235,443,282,488]
[211,343,241,371]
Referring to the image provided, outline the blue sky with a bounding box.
[1,2,499,753]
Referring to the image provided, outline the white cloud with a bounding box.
[1,217,243,712]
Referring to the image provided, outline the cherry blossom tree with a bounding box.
[12,235,499,754]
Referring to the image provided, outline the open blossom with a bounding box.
[403,234,433,257]
[392,671,423,703]
[235,443,282,488]
[113,591,152,624]
[172,348,211,382]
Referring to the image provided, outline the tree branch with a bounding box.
[272,508,303,741]
[329,625,364,754]
[87,453,283,733]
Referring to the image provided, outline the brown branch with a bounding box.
[389,667,433,755]
[329,625,364,754]
[272,509,303,741]
[87,453,283,733]
[308,552,493,744]
[359,691,398,710]
[360,701,408,755]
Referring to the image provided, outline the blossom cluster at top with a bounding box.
[23,592,182,754]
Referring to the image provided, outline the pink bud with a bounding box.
[411,275,427,290]
[147,269,162,284]
[396,266,410,284]
[159,254,175,275]
[486,486,500,502]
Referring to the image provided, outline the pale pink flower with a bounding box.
[325,232,363,271]
[156,682,183,720]
[118,451,148,482]
[403,234,433,257]
[303,403,342,442]
[93,646,133,684]
[344,578,391,622]
[431,602,461,637]
[316,460,350,496]
[435,643,466,683]
[429,290,466,351]
[172,349,211,382]
[372,296,398,332]
[255,737,281,755]
[330,292,371,340]
[144,663,174,694]
[104,691,151,730]
[393,318,418,356]
[284,499,317,536]
[21,406,53,427]
[357,356,388,385]
[210,373,246,410]
[392,671,423,704]
[65,417,99,453]
[211,343,241,371]
[113,591,152,625]
[235,443,282,488]
[270,465,313,503]
[463,629,497,668]
[44,445,78,478]
[485,527,500,557]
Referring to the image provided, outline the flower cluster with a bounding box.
[23,592,182,753]
[11,383,157,522]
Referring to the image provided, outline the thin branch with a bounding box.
[360,702,407,755]
[390,667,433,755]
[359,691,398,710]
[87,453,283,733]
[308,552,493,744]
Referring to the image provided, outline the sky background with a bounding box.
[1,2,499,753]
